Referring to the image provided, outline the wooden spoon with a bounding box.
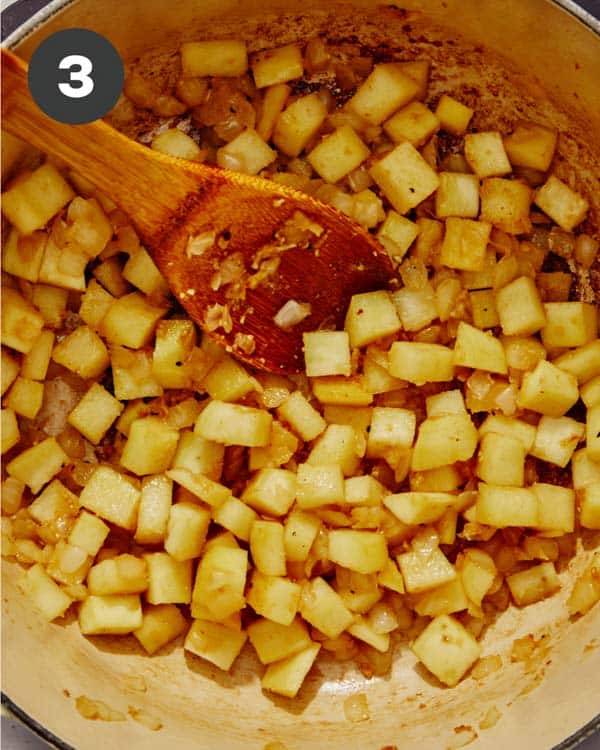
[1,49,393,373]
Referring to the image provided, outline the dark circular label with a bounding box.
[28,28,124,125]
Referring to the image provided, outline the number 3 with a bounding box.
[58,54,94,99]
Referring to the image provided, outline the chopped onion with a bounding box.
[234,332,256,354]
[186,231,216,258]
[575,233,599,268]
[274,300,312,329]
[204,303,233,333]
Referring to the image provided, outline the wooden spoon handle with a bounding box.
[1,48,199,235]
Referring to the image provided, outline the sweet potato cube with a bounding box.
[249,520,286,576]
[581,376,600,408]
[120,416,179,475]
[165,502,211,561]
[383,101,439,147]
[367,407,416,459]
[68,511,110,556]
[212,496,257,542]
[78,279,114,330]
[4,377,43,419]
[477,433,525,486]
[347,63,419,125]
[311,376,373,406]
[411,414,478,471]
[308,423,363,476]
[587,404,600,462]
[464,131,511,177]
[531,416,584,467]
[217,129,276,175]
[377,211,419,262]
[2,228,46,282]
[196,400,272,447]
[580,483,600,529]
[87,554,148,596]
[469,289,499,329]
[203,355,259,402]
[21,329,54,380]
[283,510,321,561]
[344,290,401,349]
[1,348,20,396]
[534,175,589,231]
[384,491,457,525]
[412,614,481,686]
[397,60,430,100]
[257,83,291,141]
[100,292,166,349]
[151,129,204,161]
[533,483,575,532]
[398,546,456,594]
[370,142,439,214]
[67,383,123,444]
[241,468,296,516]
[553,340,600,384]
[192,546,247,621]
[252,43,303,88]
[277,391,326,441]
[111,346,163,401]
[328,530,388,574]
[295,463,345,508]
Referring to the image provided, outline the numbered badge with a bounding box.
[28,28,124,125]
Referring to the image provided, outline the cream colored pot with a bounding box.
[2,1,600,748]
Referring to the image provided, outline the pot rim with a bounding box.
[0,0,599,748]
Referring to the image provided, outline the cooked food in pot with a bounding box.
[2,32,599,706]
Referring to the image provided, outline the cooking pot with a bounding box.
[2,0,599,748]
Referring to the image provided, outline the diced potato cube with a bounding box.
[412,414,478,471]
[123,248,169,300]
[534,175,589,231]
[92,255,129,297]
[79,466,140,530]
[151,129,204,161]
[79,594,142,634]
[440,217,492,272]
[250,520,286,576]
[299,576,354,638]
[307,125,369,183]
[496,276,546,336]
[567,552,600,615]
[145,552,192,604]
[252,43,303,87]
[31,284,68,328]
[388,342,454,385]
[480,178,532,234]
[6,437,68,494]
[247,570,301,625]
[277,391,326,441]
[296,463,344,508]
[588,404,600,462]
[20,329,54,381]
[384,491,457,525]
[181,40,247,77]
[111,346,163,401]
[434,95,473,135]
[78,279,114,330]
[541,302,597,349]
[517,359,579,417]
[311,376,373,406]
[397,60,430,100]
[531,416,584,467]
[120,417,179,476]
[5,377,43,419]
[347,615,390,652]
[1,348,20,396]
[411,466,462,493]
[469,289,499,329]
[383,101,439,147]
[184,619,248,671]
[398,546,456,594]
[165,502,211,561]
[378,558,405,593]
[248,616,311,664]
[261,642,320,698]
[273,93,328,157]
[284,510,321,561]
[553,340,600,384]
[172,433,224,480]
[212,496,257,541]
[412,576,469,618]
[68,511,110,556]
[1,287,45,354]
[257,83,291,141]
[37,234,88,292]
[1,163,74,234]
[217,129,276,175]
[192,546,247,620]
[459,549,496,608]
[27,478,78,524]
[435,172,479,219]
[347,63,419,125]
[504,121,557,171]
[412,614,481,686]
[426,390,466,418]
[149,319,196,390]
[52,325,109,379]
[464,131,511,178]
[507,561,560,606]
[18,563,72,621]
[502,335,547,372]
[477,432,525,486]
[1,228,46,282]
[134,603,188,654]
[344,290,401,349]
[203,355,259,402]
[196,400,272,447]
[328,530,388,574]
[88,554,148,596]
[67,383,123,444]
[572,448,600,489]
[453,321,507,374]
[303,331,351,377]
[533,483,575,532]
[377,211,419,262]
[100,292,166,349]
[580,483,600,529]
[390,285,436,333]
[241,468,296,516]
[367,407,415,460]
[581,376,600,408]
[369,142,439,214]
[323,404,373,432]
[476,484,538,527]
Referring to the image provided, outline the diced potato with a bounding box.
[426,390,466,418]
[248,616,312,664]
[303,331,351,377]
[1,287,45,354]
[347,615,390,652]
[7,437,68,494]
[100,292,166,349]
[504,120,557,171]
[46,540,91,586]
[151,129,204,161]
[247,570,301,625]
[460,549,497,608]
[252,43,303,87]
[369,142,439,214]
[31,284,68,328]
[21,329,54,381]
[299,576,354,637]
[273,93,328,157]
[120,416,179,476]
[323,404,373,432]
[534,175,589,231]
[397,60,430,100]
[581,376,600,408]
[284,510,321,561]
[531,416,584,467]
[79,594,142,634]
[312,376,373,406]
[111,346,163,401]
[181,40,247,77]
[257,83,290,141]
[377,211,419,262]
[1,348,20,396]
[440,217,492,272]
[587,404,600,462]
[411,466,462,493]
[435,172,480,219]
[123,247,169,300]
[553,340,600,384]
[212,496,257,541]
[453,321,507,374]
[5,377,43,419]
[412,614,481,686]
[241,468,297,516]
[541,302,597,349]
[52,325,110,379]
[28,479,78,524]
[344,290,401,349]
[347,63,419,125]
[184,619,248,671]
[495,276,546,336]
[572,448,600,489]
[196,400,272,447]
[506,561,560,606]
[92,256,129,297]
[296,463,344,508]
[328,530,388,574]
[37,235,87,291]
[412,576,469,618]
[308,423,362,476]
[2,228,46,283]
[203,355,259,402]
[18,563,72,621]
[134,603,189,654]
[172,432,224,480]
[384,491,457,525]
[277,391,326,441]
[78,466,140,530]
[388,342,454,386]
[67,383,123,444]
[469,289,499,329]
[165,502,211,561]
[307,125,370,183]
[517,359,579,417]
[335,569,381,614]
[78,280,114,330]
[377,558,405,593]
[478,414,537,452]
[250,520,286,576]
[261,642,321,698]
[383,101,439,147]
[192,546,247,620]
[411,414,478,471]
[580,483,600,529]
[476,484,538,527]
[533,483,575,532]
[366,407,415,461]
[217,129,276,175]
[88,554,148,596]
[464,132,511,178]
[68,511,110,556]
[567,552,600,615]
[480,178,532,234]
[477,432,525,486]
[434,95,473,135]
[145,552,192,604]
[1,162,74,234]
